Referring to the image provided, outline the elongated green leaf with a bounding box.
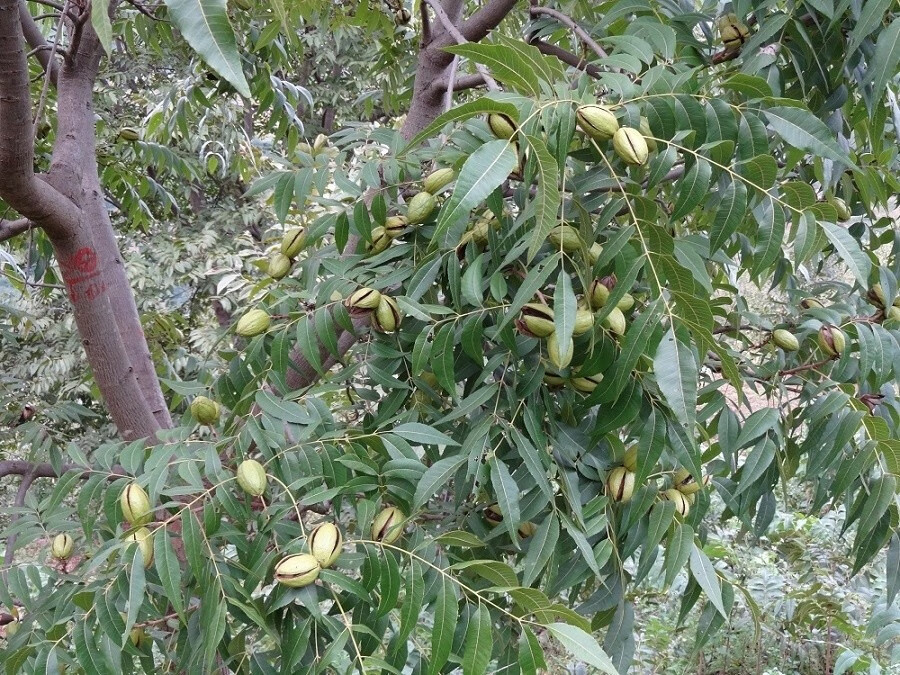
[524,134,561,262]
[671,159,711,219]
[509,427,555,501]
[462,604,492,675]
[709,180,747,253]
[74,618,111,675]
[431,323,456,395]
[820,221,872,286]
[887,534,900,606]
[858,475,897,538]
[461,254,485,307]
[866,17,900,102]
[548,623,619,674]
[518,627,547,675]
[413,455,467,511]
[435,530,485,548]
[376,551,402,618]
[751,197,786,276]
[606,298,663,401]
[154,529,184,619]
[181,509,205,579]
[689,545,727,618]
[496,34,568,83]
[522,514,560,586]
[452,560,519,587]
[393,423,458,447]
[847,0,894,54]
[664,523,694,588]
[396,561,424,645]
[198,589,227,670]
[433,140,518,248]
[164,0,250,97]
[734,408,780,450]
[553,269,576,353]
[764,106,854,167]
[405,98,519,151]
[427,577,458,675]
[736,438,775,496]
[91,0,113,54]
[444,43,541,95]
[653,328,697,430]
[723,73,772,99]
[635,500,676,584]
[490,457,521,541]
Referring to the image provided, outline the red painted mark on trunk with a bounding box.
[59,247,105,304]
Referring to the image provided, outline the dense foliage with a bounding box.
[1,0,899,672]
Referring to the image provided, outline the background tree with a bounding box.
[1,0,899,672]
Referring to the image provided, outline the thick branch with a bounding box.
[430,71,486,98]
[0,217,33,242]
[19,0,59,85]
[457,0,519,43]
[424,0,499,91]
[531,39,602,79]
[450,73,486,91]
[443,55,459,111]
[0,460,83,479]
[0,1,78,234]
[529,5,608,60]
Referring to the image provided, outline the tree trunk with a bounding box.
[403,3,463,140]
[82,157,173,428]
[0,10,167,438]
[49,231,162,439]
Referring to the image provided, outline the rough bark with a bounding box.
[82,144,173,428]
[49,230,162,439]
[404,1,465,141]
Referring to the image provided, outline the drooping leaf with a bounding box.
[164,0,251,97]
[653,328,697,431]
[819,221,873,286]
[524,134,561,262]
[764,106,855,168]
[689,544,727,618]
[462,604,493,675]
[548,623,619,675]
[427,577,459,675]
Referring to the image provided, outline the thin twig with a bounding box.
[443,54,459,112]
[529,5,609,59]
[27,0,64,9]
[530,39,603,79]
[423,0,499,91]
[713,323,755,335]
[777,358,834,377]
[123,0,163,20]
